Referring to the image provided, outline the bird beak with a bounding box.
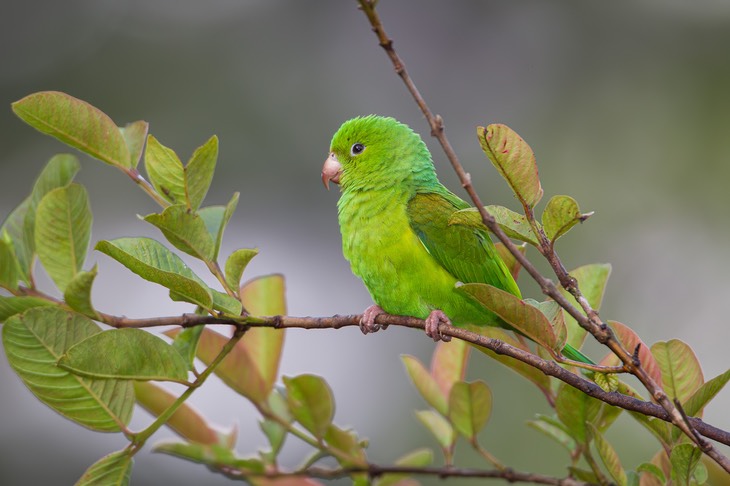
[321,152,342,190]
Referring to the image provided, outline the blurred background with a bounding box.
[1,0,729,484]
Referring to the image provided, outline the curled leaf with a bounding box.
[542,195,593,242]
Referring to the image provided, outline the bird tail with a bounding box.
[561,343,594,365]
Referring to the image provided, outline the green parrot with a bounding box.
[322,115,589,362]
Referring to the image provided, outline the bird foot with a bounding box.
[425,310,452,342]
[359,305,388,335]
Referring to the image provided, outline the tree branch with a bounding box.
[355,0,730,473]
[96,310,730,449]
[220,463,589,485]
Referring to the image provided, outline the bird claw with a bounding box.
[359,305,388,335]
[425,310,452,342]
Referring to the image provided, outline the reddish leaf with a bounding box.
[430,339,469,399]
[477,124,543,208]
[134,382,222,445]
[458,283,557,351]
[600,321,662,386]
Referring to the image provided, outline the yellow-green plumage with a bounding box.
[327,115,519,331]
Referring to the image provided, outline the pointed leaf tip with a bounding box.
[542,195,592,242]
[13,91,131,168]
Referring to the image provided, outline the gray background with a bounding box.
[1,1,729,484]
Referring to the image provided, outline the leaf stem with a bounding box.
[129,326,246,452]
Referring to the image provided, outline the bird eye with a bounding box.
[350,143,365,155]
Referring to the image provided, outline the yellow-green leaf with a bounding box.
[59,328,189,382]
[494,241,525,281]
[542,195,593,242]
[448,380,492,439]
[0,295,54,322]
[588,423,627,486]
[224,248,259,291]
[185,135,218,210]
[0,236,19,291]
[145,135,187,205]
[555,383,601,444]
[558,263,611,350]
[144,205,215,261]
[35,183,92,292]
[95,237,213,309]
[12,91,131,168]
[2,307,133,431]
[402,355,448,416]
[651,340,703,403]
[415,410,455,450]
[119,120,148,169]
[477,124,543,208]
[75,451,133,486]
[284,374,334,439]
[64,266,100,319]
[670,444,703,486]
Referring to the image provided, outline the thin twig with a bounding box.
[355,0,730,472]
[221,463,590,485]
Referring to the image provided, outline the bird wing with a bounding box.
[406,190,521,298]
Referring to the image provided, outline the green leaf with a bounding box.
[145,135,187,205]
[670,444,703,486]
[144,205,215,261]
[324,424,367,467]
[75,450,133,486]
[0,236,19,290]
[197,193,239,261]
[376,448,434,486]
[555,383,601,444]
[35,183,92,292]
[477,124,543,208]
[600,321,662,386]
[588,423,627,486]
[0,295,54,322]
[13,91,132,168]
[542,195,593,242]
[1,198,33,285]
[415,409,455,450]
[449,205,539,246]
[134,381,222,445]
[64,266,100,319]
[2,154,81,284]
[568,467,601,484]
[260,390,291,458]
[185,136,218,210]
[96,237,213,309]
[119,120,148,169]
[210,288,243,316]
[558,263,611,350]
[683,368,730,418]
[171,325,204,371]
[637,462,666,484]
[154,440,259,471]
[284,374,335,439]
[448,380,492,439]
[527,414,577,452]
[458,283,558,351]
[651,339,704,403]
[224,248,259,291]
[59,328,189,382]
[402,355,448,416]
[2,307,133,431]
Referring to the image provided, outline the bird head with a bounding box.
[322,115,436,192]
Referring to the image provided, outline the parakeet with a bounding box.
[322,115,589,362]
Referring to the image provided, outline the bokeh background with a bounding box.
[1,0,729,484]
